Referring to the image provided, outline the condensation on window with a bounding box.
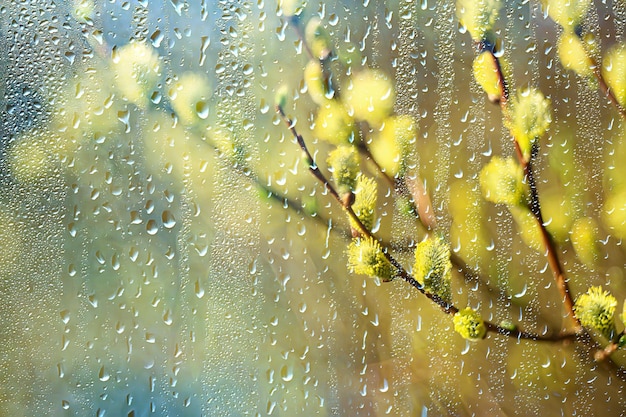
[1,1,626,416]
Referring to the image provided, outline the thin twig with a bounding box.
[277,104,577,342]
[287,16,315,61]
[356,141,439,230]
[277,105,457,309]
[586,51,626,120]
[595,341,621,361]
[483,44,582,332]
[485,322,578,342]
[357,140,511,298]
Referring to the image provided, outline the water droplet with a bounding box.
[194,242,208,256]
[64,51,75,64]
[161,211,176,229]
[146,219,158,235]
[117,110,131,133]
[116,321,125,334]
[150,30,164,47]
[145,200,155,214]
[259,98,269,114]
[111,254,120,270]
[199,36,210,66]
[379,378,389,392]
[280,365,293,382]
[98,366,110,382]
[163,309,173,325]
[514,284,528,298]
[95,251,106,265]
[150,91,162,105]
[196,101,209,119]
[195,280,205,298]
[67,222,77,237]
[60,310,70,324]
[170,0,184,15]
[75,83,84,99]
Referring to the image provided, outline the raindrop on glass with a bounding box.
[146,219,158,235]
[161,211,176,229]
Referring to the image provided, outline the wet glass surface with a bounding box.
[1,1,626,415]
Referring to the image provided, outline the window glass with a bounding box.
[1,0,625,415]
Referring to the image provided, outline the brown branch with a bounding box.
[287,16,316,62]
[483,45,582,332]
[587,50,626,120]
[356,141,439,231]
[593,330,625,362]
[485,322,578,342]
[276,108,457,312]
[277,104,577,342]
[288,16,338,101]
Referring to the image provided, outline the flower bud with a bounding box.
[453,307,487,341]
[505,88,552,162]
[350,174,377,232]
[112,41,161,107]
[9,131,55,184]
[274,84,289,110]
[544,0,592,29]
[570,217,599,268]
[557,31,594,77]
[305,17,332,60]
[169,72,212,125]
[327,145,360,194]
[602,43,626,108]
[304,60,327,105]
[472,51,504,102]
[574,286,617,340]
[369,115,417,177]
[510,206,543,252]
[343,68,395,127]
[413,235,452,303]
[313,101,355,145]
[479,156,526,206]
[347,236,394,282]
[456,0,502,42]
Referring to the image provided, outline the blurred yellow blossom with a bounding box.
[112,41,161,107]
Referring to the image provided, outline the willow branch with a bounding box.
[485,322,578,342]
[287,15,315,61]
[482,43,582,332]
[585,49,626,120]
[356,141,438,231]
[594,328,626,362]
[277,104,577,342]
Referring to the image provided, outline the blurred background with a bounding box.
[1,0,626,415]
